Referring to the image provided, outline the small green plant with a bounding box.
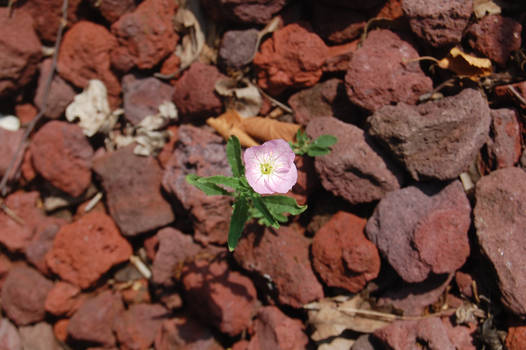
[289,129,337,157]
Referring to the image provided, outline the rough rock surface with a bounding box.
[45,281,85,317]
[254,23,328,95]
[311,2,366,44]
[34,59,76,119]
[402,0,473,47]
[1,265,53,326]
[19,322,61,350]
[487,108,521,169]
[219,29,259,70]
[507,326,526,350]
[95,0,136,23]
[93,145,174,236]
[345,29,432,112]
[319,0,385,9]
[306,117,403,205]
[110,0,178,71]
[312,211,380,293]
[25,220,65,275]
[474,167,526,316]
[201,0,286,24]
[0,129,24,184]
[154,316,223,350]
[162,125,232,245]
[30,121,94,197]
[46,212,133,289]
[467,15,522,67]
[181,257,259,336]
[113,303,167,350]
[367,88,491,181]
[67,291,124,347]
[234,225,324,308]
[172,62,225,121]
[0,8,42,98]
[366,181,471,283]
[0,318,21,350]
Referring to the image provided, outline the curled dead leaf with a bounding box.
[215,78,263,118]
[206,111,259,147]
[473,0,501,19]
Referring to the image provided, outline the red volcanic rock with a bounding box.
[507,326,526,350]
[93,145,174,237]
[345,29,432,112]
[311,2,366,44]
[95,0,136,23]
[486,108,521,169]
[46,212,133,289]
[1,265,53,326]
[45,281,85,317]
[154,316,223,350]
[312,211,380,293]
[25,220,66,275]
[68,291,124,347]
[201,0,286,24]
[234,225,324,308]
[22,0,81,42]
[181,257,259,336]
[172,62,225,121]
[30,121,93,197]
[0,128,24,186]
[58,21,121,104]
[15,103,38,125]
[219,29,260,70]
[113,303,167,350]
[254,23,328,95]
[111,0,178,71]
[0,319,21,350]
[467,15,522,67]
[0,8,41,98]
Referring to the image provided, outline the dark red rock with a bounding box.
[345,29,432,112]
[0,129,24,186]
[507,326,526,350]
[1,265,53,326]
[494,81,526,109]
[0,8,42,98]
[15,103,38,125]
[152,227,200,287]
[93,0,136,23]
[172,62,225,121]
[34,58,76,120]
[312,211,380,293]
[366,181,471,283]
[0,318,21,350]
[318,0,385,9]
[466,15,522,67]
[93,145,174,236]
[219,29,259,70]
[53,319,68,344]
[154,316,223,350]
[30,121,93,197]
[288,79,355,126]
[455,271,474,299]
[289,155,318,206]
[322,40,359,74]
[201,0,286,24]
[162,125,232,245]
[46,211,133,289]
[234,225,324,308]
[306,117,403,205]
[45,281,85,317]
[311,2,366,44]
[486,108,521,169]
[121,278,152,306]
[21,0,81,42]
[25,219,66,275]
[67,291,124,347]
[113,303,167,350]
[57,21,121,104]
[247,306,308,350]
[0,254,12,289]
[402,0,472,47]
[442,318,477,350]
[122,75,175,125]
[181,257,259,336]
[254,23,328,95]
[19,322,61,350]
[111,0,178,71]
[368,88,491,181]
[474,167,526,315]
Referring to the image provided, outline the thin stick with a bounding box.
[0,0,69,197]
[257,86,293,114]
[507,85,526,108]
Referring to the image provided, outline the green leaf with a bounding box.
[197,175,242,191]
[252,196,279,228]
[306,147,331,157]
[228,198,250,251]
[186,174,233,196]
[312,135,337,148]
[261,195,308,216]
[226,136,244,178]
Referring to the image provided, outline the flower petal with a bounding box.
[265,162,297,194]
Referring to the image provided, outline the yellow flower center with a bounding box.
[260,162,273,175]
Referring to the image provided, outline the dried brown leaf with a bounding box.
[473,0,502,19]
[241,117,300,143]
[215,78,262,118]
[206,111,259,147]
[437,47,492,80]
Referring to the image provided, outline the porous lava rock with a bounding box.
[0,8,42,98]
[201,0,286,24]
[234,225,324,308]
[0,129,25,187]
[154,316,223,350]
[30,121,94,197]
[46,211,133,289]
[25,220,66,275]
[93,145,174,236]
[254,23,329,95]
[1,265,53,326]
[306,117,403,205]
[402,0,473,47]
[312,211,380,293]
[94,0,136,23]
[113,303,167,350]
[474,167,526,316]
[345,29,432,112]
[367,88,491,181]
[162,125,232,245]
[366,181,471,283]
[311,2,366,44]
[45,281,85,317]
[486,108,521,169]
[219,29,259,70]
[507,326,526,350]
[318,0,385,9]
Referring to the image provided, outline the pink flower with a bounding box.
[244,139,298,195]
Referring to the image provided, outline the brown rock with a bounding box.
[201,0,286,24]
[1,265,53,326]
[254,23,328,95]
[30,121,93,197]
[219,29,260,70]
[0,8,42,98]
[94,0,136,23]
[0,254,12,289]
[113,303,167,350]
[154,316,223,350]
[15,103,38,125]
[53,319,69,343]
[486,108,521,169]
[311,2,366,44]
[181,257,259,336]
[45,281,85,317]
[234,225,324,308]
[93,145,174,236]
[312,211,380,293]
[19,322,61,350]
[25,219,66,275]
[345,29,432,112]
[0,318,21,350]
[21,0,81,42]
[111,0,178,71]
[67,291,124,347]
[0,129,25,188]
[507,326,526,350]
[306,117,403,205]
[46,211,133,289]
